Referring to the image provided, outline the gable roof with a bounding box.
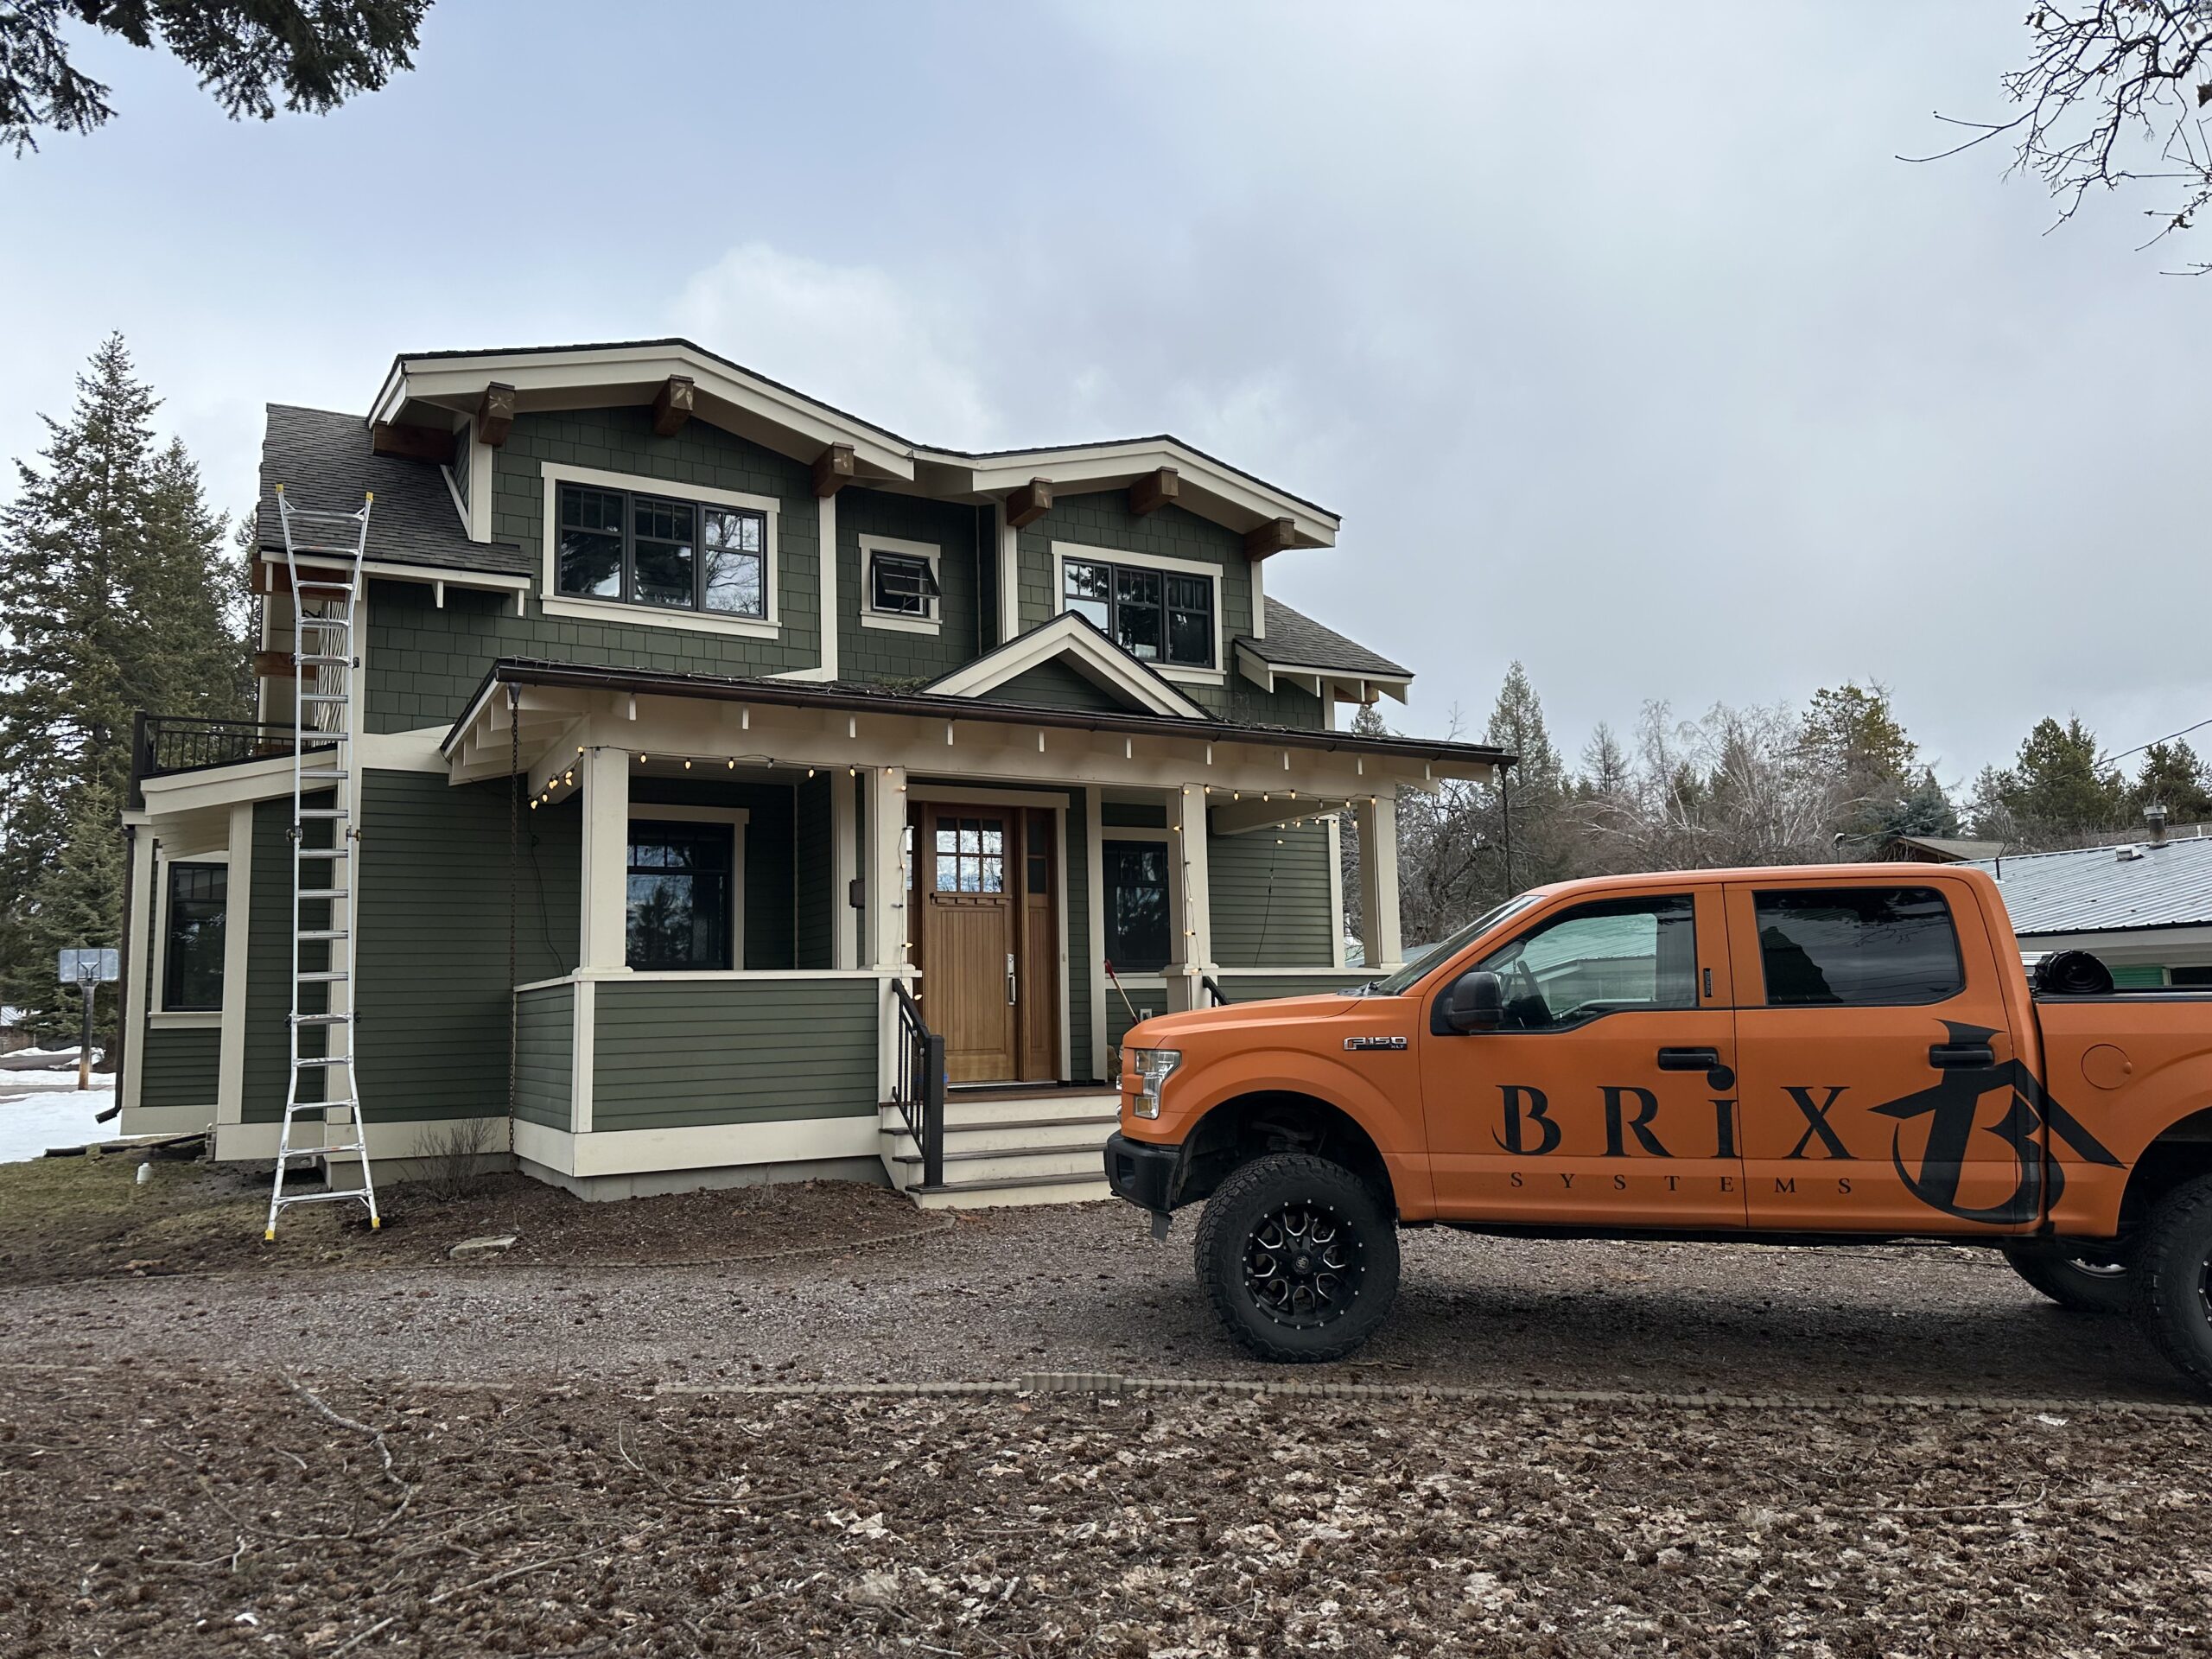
[372,338,1338,549]
[922,613,1211,720]
[258,404,530,576]
[1967,836,2212,935]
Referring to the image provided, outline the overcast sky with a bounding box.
[3,3,2204,788]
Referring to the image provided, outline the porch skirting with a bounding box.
[512,1115,887,1201]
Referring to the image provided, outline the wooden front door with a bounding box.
[912,804,1059,1084]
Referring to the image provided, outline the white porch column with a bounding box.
[1356,790,1402,970]
[861,765,909,969]
[216,801,254,1126]
[579,743,631,972]
[832,768,859,971]
[118,825,156,1119]
[1168,783,1213,1011]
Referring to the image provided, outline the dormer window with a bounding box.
[541,465,779,638]
[860,535,943,635]
[556,482,767,617]
[1057,549,1217,671]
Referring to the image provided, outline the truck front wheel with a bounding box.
[1192,1153,1400,1363]
[2001,1238,2133,1315]
[2131,1176,2212,1394]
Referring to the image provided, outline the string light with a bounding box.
[683,758,692,770]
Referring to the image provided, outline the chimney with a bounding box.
[2146,801,2170,847]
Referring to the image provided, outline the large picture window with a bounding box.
[162,863,227,1011]
[1103,840,1172,972]
[626,820,735,971]
[1061,556,1216,669]
[556,481,768,620]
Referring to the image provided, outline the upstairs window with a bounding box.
[1061,556,1216,669]
[162,863,227,1011]
[865,540,942,626]
[556,481,768,620]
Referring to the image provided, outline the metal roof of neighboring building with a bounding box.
[1967,834,2212,936]
[1238,598,1412,679]
[258,404,531,577]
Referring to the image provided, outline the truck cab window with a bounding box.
[1474,893,1696,1031]
[1752,887,1963,1006]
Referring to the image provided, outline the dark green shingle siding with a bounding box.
[513,983,573,1129]
[837,489,988,683]
[983,659,1127,712]
[140,1026,219,1109]
[365,408,822,733]
[591,977,878,1130]
[1209,821,1336,966]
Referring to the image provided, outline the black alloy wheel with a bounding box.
[1192,1152,1400,1363]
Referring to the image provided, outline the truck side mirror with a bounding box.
[1446,969,1505,1034]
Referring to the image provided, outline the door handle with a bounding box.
[1007,951,1018,1006]
[1929,1042,1994,1070]
[1656,1046,1721,1071]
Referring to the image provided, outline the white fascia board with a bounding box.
[925,613,1209,720]
[1231,639,1411,704]
[939,439,1338,546]
[388,346,914,479]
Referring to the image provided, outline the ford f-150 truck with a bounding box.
[1104,865,2212,1390]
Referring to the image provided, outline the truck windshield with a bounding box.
[1364,893,1542,996]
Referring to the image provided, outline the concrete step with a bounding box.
[880,1115,1118,1154]
[887,1138,1109,1185]
[887,1090,1119,1128]
[909,1173,1115,1210]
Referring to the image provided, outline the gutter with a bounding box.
[442,657,1513,773]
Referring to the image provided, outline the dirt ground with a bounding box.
[3,1364,2206,1657]
[5,1160,2211,1654]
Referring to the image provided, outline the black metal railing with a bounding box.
[1202,974,1232,1007]
[890,981,946,1190]
[129,713,336,805]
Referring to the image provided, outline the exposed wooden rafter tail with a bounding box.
[1128,466,1179,517]
[1006,477,1054,530]
[652,374,696,438]
[812,442,856,498]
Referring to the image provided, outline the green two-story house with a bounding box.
[117,339,1504,1205]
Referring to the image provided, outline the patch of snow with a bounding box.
[0,1086,128,1164]
[1,1068,110,1089]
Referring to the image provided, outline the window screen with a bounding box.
[1753,887,1963,1007]
[1473,893,1695,1031]
[162,863,227,1010]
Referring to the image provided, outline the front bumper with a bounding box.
[1103,1130,1180,1213]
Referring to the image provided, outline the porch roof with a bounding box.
[442,657,1512,777]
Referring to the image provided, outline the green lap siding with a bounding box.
[1105,981,1173,1055]
[591,979,879,1130]
[139,1026,219,1109]
[1209,821,1337,966]
[365,408,823,734]
[1218,971,1370,1001]
[513,984,574,1129]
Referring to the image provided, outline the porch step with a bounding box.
[913,1089,1121,1128]
[887,1135,1111,1186]
[908,1173,1114,1211]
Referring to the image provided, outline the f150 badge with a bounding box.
[1344,1035,1408,1052]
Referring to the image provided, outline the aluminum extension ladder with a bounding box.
[264,486,381,1239]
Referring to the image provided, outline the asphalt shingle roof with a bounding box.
[1236,597,1411,679]
[1969,836,2212,935]
[257,404,531,577]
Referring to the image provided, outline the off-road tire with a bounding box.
[2002,1238,2133,1315]
[1192,1153,1399,1363]
[2130,1175,2212,1395]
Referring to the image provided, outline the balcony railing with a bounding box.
[129,713,335,804]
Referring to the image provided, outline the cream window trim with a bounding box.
[148,1010,222,1031]
[150,848,230,1016]
[1050,539,1226,683]
[539,460,781,636]
[624,804,750,972]
[859,533,944,636]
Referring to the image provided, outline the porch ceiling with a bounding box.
[443,658,1508,806]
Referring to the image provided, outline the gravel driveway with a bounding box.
[0,1194,2187,1402]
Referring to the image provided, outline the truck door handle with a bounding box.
[1656,1046,1720,1071]
[1929,1042,1994,1070]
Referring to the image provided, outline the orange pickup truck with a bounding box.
[1104,865,2212,1390]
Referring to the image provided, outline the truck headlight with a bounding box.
[1128,1048,1181,1118]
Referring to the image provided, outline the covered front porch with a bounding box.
[456,658,1499,1204]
